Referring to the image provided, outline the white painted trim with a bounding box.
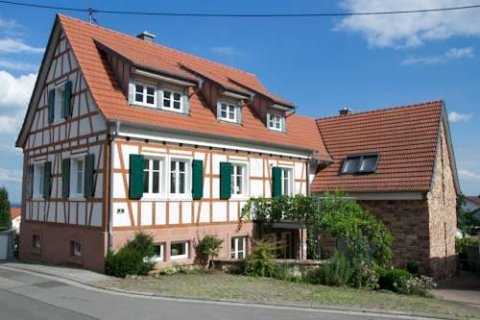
[347,192,425,201]
[223,91,250,100]
[230,161,249,200]
[134,69,197,87]
[170,241,189,260]
[117,125,312,159]
[168,156,192,200]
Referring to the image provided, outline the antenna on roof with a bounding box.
[87,8,98,25]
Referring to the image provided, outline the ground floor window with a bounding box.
[170,241,189,260]
[231,237,247,260]
[70,241,81,257]
[32,234,41,249]
[152,243,165,261]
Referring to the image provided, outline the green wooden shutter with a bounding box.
[63,80,73,118]
[47,89,55,124]
[62,158,70,198]
[192,160,203,200]
[129,154,144,199]
[84,154,95,198]
[28,165,34,199]
[272,167,282,198]
[219,162,232,200]
[43,161,51,199]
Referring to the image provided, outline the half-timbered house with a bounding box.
[16,15,459,279]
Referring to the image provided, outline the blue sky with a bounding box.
[0,0,479,202]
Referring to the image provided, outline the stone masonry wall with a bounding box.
[426,122,457,279]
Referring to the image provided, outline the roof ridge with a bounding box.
[315,100,444,122]
[57,14,257,78]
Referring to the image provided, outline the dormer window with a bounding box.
[162,89,183,112]
[134,83,156,107]
[217,101,240,123]
[267,111,285,132]
[342,154,380,174]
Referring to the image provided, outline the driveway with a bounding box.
[0,266,438,320]
[434,271,480,308]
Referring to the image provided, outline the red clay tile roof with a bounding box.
[10,207,21,219]
[58,15,330,159]
[466,196,480,206]
[311,101,444,193]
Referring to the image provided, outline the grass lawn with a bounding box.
[95,271,479,319]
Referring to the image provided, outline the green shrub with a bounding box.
[244,239,276,277]
[404,275,436,296]
[0,187,11,231]
[105,247,143,278]
[126,232,156,274]
[406,261,419,274]
[159,266,178,276]
[377,268,412,292]
[196,235,223,268]
[321,251,352,287]
[349,259,379,289]
[272,263,297,282]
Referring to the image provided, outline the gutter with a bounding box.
[107,120,121,250]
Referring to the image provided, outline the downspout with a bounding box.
[107,120,121,250]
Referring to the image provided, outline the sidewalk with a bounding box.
[434,271,480,308]
[0,261,111,285]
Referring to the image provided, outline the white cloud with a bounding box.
[337,0,480,48]
[0,59,38,72]
[0,70,37,109]
[0,17,17,29]
[0,38,44,53]
[210,46,242,58]
[402,46,475,65]
[448,111,473,122]
[459,169,480,181]
[0,167,22,183]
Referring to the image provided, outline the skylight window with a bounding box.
[341,154,380,174]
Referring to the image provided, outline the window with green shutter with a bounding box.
[47,89,55,124]
[271,167,282,198]
[192,159,203,200]
[28,165,34,199]
[62,158,70,198]
[129,154,145,199]
[84,154,95,198]
[63,80,73,118]
[220,162,233,200]
[43,161,52,199]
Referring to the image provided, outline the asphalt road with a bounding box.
[0,267,427,320]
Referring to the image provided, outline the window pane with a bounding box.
[179,161,185,172]
[146,95,154,104]
[164,91,171,98]
[221,110,227,118]
[236,176,242,194]
[171,242,187,256]
[343,157,360,173]
[173,101,181,109]
[153,160,159,171]
[360,156,378,172]
[152,171,159,193]
[173,93,181,101]
[146,87,155,95]
[179,172,185,193]
[170,172,176,193]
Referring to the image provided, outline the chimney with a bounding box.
[136,31,156,42]
[339,107,352,116]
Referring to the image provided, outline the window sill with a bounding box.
[32,196,44,201]
[168,195,193,201]
[170,255,188,261]
[141,196,167,201]
[230,195,249,201]
[69,196,85,201]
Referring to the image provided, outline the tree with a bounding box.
[0,187,11,231]
[196,235,223,268]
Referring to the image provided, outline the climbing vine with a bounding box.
[240,192,393,267]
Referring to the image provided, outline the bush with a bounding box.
[105,247,143,278]
[320,251,352,287]
[244,239,276,277]
[377,268,412,292]
[349,259,379,289]
[195,235,223,268]
[406,261,419,274]
[0,187,11,231]
[126,232,156,274]
[272,263,298,282]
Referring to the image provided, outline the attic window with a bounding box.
[267,111,285,132]
[217,101,240,123]
[342,154,380,174]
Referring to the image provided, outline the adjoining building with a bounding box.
[16,15,459,279]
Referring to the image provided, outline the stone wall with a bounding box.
[426,122,457,279]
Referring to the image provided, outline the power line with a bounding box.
[0,0,479,18]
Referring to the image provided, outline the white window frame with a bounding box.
[33,164,45,199]
[231,236,247,260]
[134,81,157,108]
[280,168,293,196]
[230,162,248,199]
[53,84,65,122]
[217,101,238,123]
[70,156,85,199]
[142,157,166,199]
[168,158,192,199]
[267,111,284,132]
[71,241,82,257]
[146,243,165,262]
[170,241,189,260]
[161,87,184,113]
